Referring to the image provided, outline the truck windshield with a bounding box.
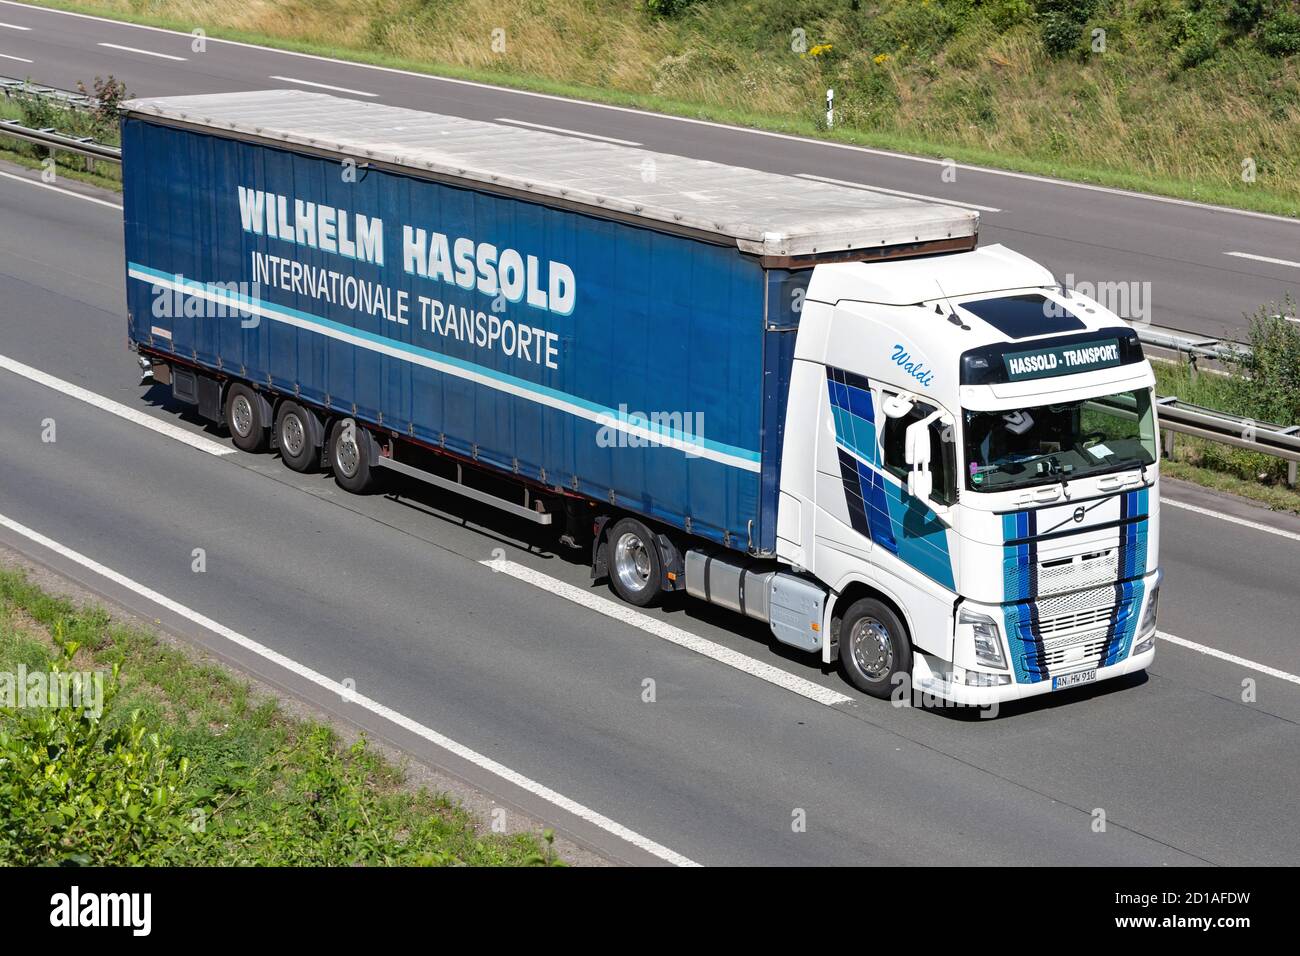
[963,388,1156,492]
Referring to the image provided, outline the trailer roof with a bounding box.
[121,89,978,259]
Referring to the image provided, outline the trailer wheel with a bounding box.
[838,597,912,700]
[606,517,662,607]
[329,418,379,494]
[225,383,267,453]
[275,401,320,473]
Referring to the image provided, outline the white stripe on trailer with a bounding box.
[128,268,761,473]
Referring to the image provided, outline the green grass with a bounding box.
[0,566,562,866]
[14,0,1300,218]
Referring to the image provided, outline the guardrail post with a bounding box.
[1289,460,1297,489]
[1162,428,1176,461]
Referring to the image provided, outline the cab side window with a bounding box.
[880,396,956,506]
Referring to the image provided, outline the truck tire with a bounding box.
[275,401,320,473]
[606,517,663,607]
[329,418,379,494]
[838,597,912,700]
[225,383,268,453]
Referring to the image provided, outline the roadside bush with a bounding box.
[1226,293,1300,428]
[985,0,1035,30]
[1040,13,1082,55]
[645,0,701,17]
[0,630,193,866]
[1258,5,1300,55]
[75,75,130,132]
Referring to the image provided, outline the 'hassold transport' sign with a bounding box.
[1002,337,1123,382]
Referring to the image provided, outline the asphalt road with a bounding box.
[1,0,1298,339]
[1,165,1299,865]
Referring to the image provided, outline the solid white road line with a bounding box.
[97,41,186,61]
[0,169,122,209]
[0,352,234,457]
[1162,497,1300,544]
[1225,250,1300,269]
[0,511,699,867]
[9,1,1299,226]
[494,118,640,146]
[269,75,377,97]
[1158,631,1300,687]
[0,51,31,62]
[797,173,1001,213]
[483,557,854,706]
[0,21,30,30]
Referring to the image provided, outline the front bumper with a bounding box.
[912,644,1155,707]
[913,567,1160,707]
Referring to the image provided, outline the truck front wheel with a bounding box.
[838,598,912,699]
[329,418,379,494]
[606,517,663,607]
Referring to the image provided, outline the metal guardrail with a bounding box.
[1140,326,1298,486]
[0,117,120,163]
[1136,324,1247,365]
[0,76,97,110]
[0,74,120,166]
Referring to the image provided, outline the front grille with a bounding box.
[1036,606,1114,636]
[1039,635,1110,670]
[1037,549,1118,595]
[1007,586,1139,679]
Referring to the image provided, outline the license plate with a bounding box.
[1053,669,1096,690]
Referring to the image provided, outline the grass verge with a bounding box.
[0,565,562,866]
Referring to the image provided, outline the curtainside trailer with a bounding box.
[122,90,1162,705]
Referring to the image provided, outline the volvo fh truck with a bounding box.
[122,90,1162,705]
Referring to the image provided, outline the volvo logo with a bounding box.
[1073,506,1086,523]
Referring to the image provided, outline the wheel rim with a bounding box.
[231,395,253,437]
[849,616,894,682]
[335,428,360,478]
[281,412,306,457]
[613,531,652,594]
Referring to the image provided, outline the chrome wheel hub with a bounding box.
[282,413,305,456]
[849,617,894,682]
[335,432,360,477]
[613,531,652,594]
[231,395,253,436]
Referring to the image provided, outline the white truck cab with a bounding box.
[779,244,1161,705]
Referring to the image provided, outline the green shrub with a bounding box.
[985,0,1034,30]
[1258,6,1300,55]
[0,630,193,866]
[645,0,701,17]
[1041,11,1085,56]
[1226,293,1300,427]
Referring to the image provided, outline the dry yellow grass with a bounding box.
[42,0,1300,209]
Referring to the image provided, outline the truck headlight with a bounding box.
[959,607,1006,668]
[1133,581,1160,655]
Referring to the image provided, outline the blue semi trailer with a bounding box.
[123,90,1162,703]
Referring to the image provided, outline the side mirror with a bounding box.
[883,395,915,420]
[904,419,933,500]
